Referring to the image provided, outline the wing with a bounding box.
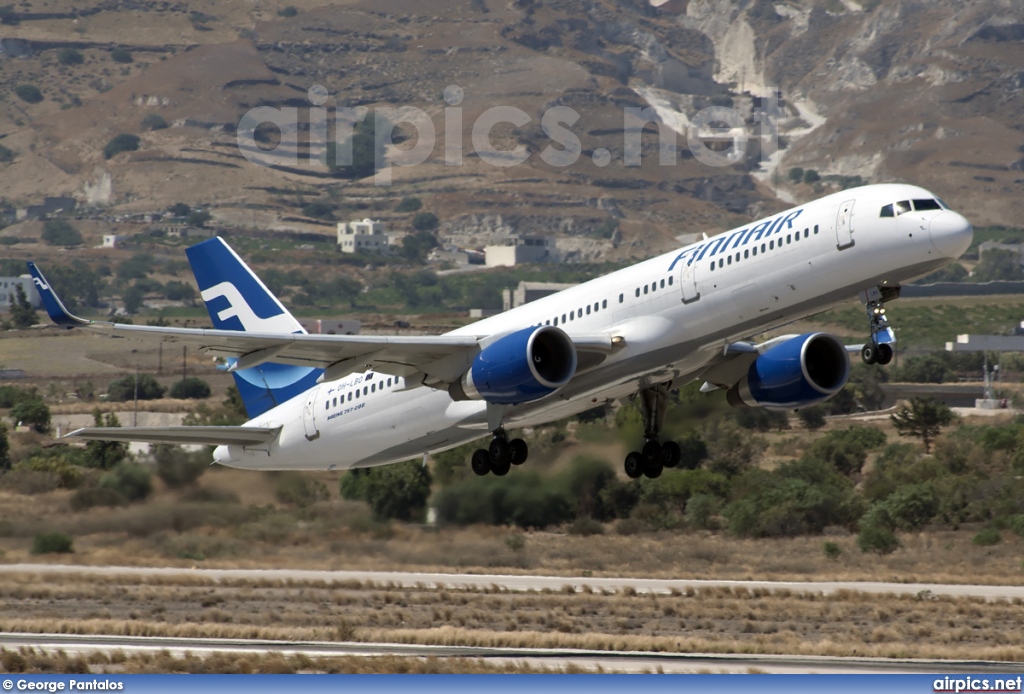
[27,262,615,385]
[65,426,280,447]
[28,261,482,383]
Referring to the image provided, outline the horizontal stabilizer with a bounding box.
[64,426,280,447]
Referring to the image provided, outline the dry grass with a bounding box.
[0,647,582,674]
[1,571,1022,662]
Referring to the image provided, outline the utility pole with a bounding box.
[133,364,139,427]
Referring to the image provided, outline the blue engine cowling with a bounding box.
[726,332,850,410]
[448,326,577,405]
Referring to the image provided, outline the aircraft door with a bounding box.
[836,199,855,249]
[302,386,320,441]
[679,259,700,304]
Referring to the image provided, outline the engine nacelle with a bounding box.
[448,326,577,405]
[726,332,850,410]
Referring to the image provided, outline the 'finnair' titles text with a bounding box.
[668,208,805,271]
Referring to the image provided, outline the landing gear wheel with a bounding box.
[642,439,662,463]
[643,458,663,479]
[491,458,511,476]
[508,438,528,465]
[661,441,682,469]
[876,343,893,365]
[861,344,877,365]
[488,437,510,466]
[624,452,645,479]
[471,449,491,476]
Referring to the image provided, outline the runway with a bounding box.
[2,633,1018,674]
[3,563,1024,600]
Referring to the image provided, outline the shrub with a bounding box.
[15,84,43,104]
[301,201,334,219]
[141,113,167,131]
[0,421,9,472]
[111,47,133,63]
[57,48,84,66]
[357,461,432,522]
[856,523,900,554]
[567,516,604,536]
[41,219,82,246]
[69,486,126,511]
[31,532,73,555]
[433,473,572,529]
[275,473,330,507]
[99,462,153,502]
[107,373,166,402]
[412,212,439,231]
[685,493,721,530]
[168,202,191,217]
[803,169,820,184]
[395,196,422,212]
[823,540,842,560]
[153,445,208,488]
[798,406,826,430]
[788,167,804,183]
[103,133,141,160]
[0,143,15,163]
[882,483,938,531]
[972,527,1002,547]
[169,377,211,400]
[187,210,211,227]
[278,5,298,16]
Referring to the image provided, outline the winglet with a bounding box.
[25,262,88,328]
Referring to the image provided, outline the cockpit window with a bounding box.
[913,199,942,211]
[880,204,894,218]
[937,198,950,210]
[895,200,912,215]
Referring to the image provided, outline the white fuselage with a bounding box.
[214,184,972,470]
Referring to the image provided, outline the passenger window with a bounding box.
[562,314,567,322]
[794,233,799,242]
[387,378,392,387]
[371,383,376,393]
[586,305,591,315]
[753,247,758,256]
[635,288,640,298]
[554,317,558,326]
[727,256,732,265]
[913,199,942,211]
[770,240,775,250]
[760,243,766,252]
[650,282,655,292]
[333,397,338,407]
[578,307,583,316]
[744,249,749,258]
[896,201,911,215]
[719,259,724,268]
[348,392,352,402]
[545,319,550,325]
[363,386,368,396]
[325,402,329,411]
[643,285,649,294]
[355,390,360,399]
[880,204,894,218]
[710,263,715,271]
[569,310,574,320]
[814,225,819,234]
[619,294,623,303]
[667,278,672,287]
[603,299,608,308]
[804,229,809,238]
[660,279,665,289]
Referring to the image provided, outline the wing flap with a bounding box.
[64,426,281,447]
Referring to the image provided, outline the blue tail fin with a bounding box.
[185,237,322,418]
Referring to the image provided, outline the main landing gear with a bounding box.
[623,383,696,480]
[860,286,899,366]
[471,428,529,477]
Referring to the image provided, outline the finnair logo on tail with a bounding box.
[32,276,50,291]
[201,282,298,334]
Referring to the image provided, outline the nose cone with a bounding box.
[930,210,973,259]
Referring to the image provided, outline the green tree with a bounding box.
[31,532,73,554]
[84,410,129,470]
[0,421,10,472]
[187,210,212,228]
[141,113,167,131]
[412,212,439,231]
[153,444,207,487]
[57,48,84,66]
[301,201,335,219]
[107,373,166,402]
[275,472,329,507]
[803,169,820,184]
[169,377,211,399]
[41,219,83,246]
[11,397,50,433]
[395,196,422,212]
[798,406,826,430]
[278,5,298,16]
[111,47,133,63]
[341,460,432,521]
[890,397,954,453]
[788,167,804,183]
[103,133,141,160]
[15,84,43,104]
[123,285,144,314]
[168,202,191,217]
[327,111,385,179]
[10,284,36,329]
[42,261,101,310]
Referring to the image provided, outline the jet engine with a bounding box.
[726,332,849,410]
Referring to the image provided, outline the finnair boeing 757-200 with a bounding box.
[29,183,972,479]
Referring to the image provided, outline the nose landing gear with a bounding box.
[623,383,694,480]
[860,286,898,366]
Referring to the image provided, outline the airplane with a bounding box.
[28,183,972,479]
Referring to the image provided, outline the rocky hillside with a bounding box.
[0,0,1020,263]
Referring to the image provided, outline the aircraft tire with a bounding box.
[876,343,893,365]
[491,458,511,476]
[861,344,877,365]
[624,452,644,479]
[642,439,662,463]
[471,449,491,476]
[661,441,682,468]
[508,438,528,465]
[643,459,663,479]
[489,437,510,465]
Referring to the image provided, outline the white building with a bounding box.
[102,234,130,248]
[337,218,390,254]
[484,236,555,267]
[0,275,41,310]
